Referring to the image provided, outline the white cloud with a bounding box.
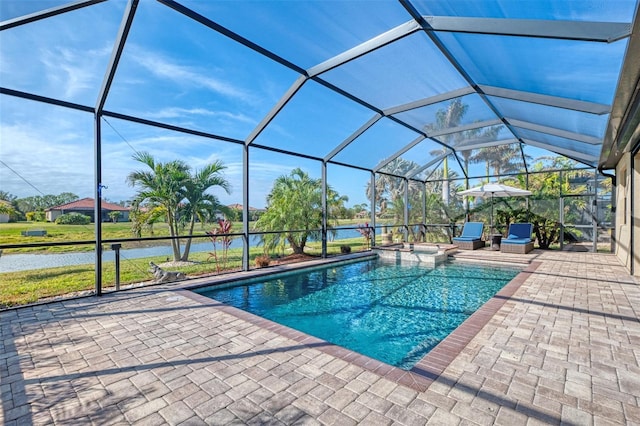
[40,46,95,99]
[142,107,256,129]
[130,48,255,103]
[0,123,94,198]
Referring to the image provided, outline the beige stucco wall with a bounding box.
[615,153,631,271]
[634,151,640,276]
[46,210,62,222]
[615,151,640,276]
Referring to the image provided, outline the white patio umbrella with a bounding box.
[458,183,532,234]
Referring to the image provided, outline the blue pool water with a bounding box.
[196,258,521,370]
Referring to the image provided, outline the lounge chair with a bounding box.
[501,223,534,254]
[452,222,485,250]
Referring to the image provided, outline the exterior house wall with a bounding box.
[0,213,9,223]
[46,209,93,222]
[615,152,638,276]
[634,151,640,276]
[116,211,130,222]
[46,210,62,222]
[46,208,129,222]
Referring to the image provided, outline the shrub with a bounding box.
[26,211,46,222]
[108,211,121,223]
[340,245,351,254]
[255,255,271,268]
[55,213,91,225]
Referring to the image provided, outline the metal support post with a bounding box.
[111,243,122,290]
[321,162,327,258]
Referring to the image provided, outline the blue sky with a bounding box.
[1,0,637,209]
[1,0,404,208]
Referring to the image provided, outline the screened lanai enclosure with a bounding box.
[1,0,639,302]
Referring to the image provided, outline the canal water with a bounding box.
[0,228,372,273]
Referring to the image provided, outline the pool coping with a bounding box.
[179,256,541,392]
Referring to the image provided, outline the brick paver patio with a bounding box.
[1,250,639,425]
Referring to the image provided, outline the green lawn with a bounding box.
[0,221,248,253]
[0,235,371,309]
[0,219,364,253]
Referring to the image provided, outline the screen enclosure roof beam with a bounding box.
[373,135,427,173]
[0,0,106,31]
[405,153,448,179]
[508,118,602,145]
[454,138,520,152]
[324,114,383,162]
[428,119,503,138]
[384,87,476,116]
[523,139,598,164]
[424,16,631,43]
[308,20,421,77]
[95,0,138,113]
[481,85,611,115]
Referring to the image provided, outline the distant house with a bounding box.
[0,200,11,223]
[227,203,264,221]
[46,198,130,222]
[227,203,260,212]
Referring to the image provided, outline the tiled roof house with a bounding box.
[45,198,129,222]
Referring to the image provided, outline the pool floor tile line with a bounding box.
[1,251,640,425]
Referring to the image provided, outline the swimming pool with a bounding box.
[195,257,521,370]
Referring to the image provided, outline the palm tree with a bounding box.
[255,168,346,255]
[470,143,523,177]
[426,99,468,205]
[129,201,166,238]
[179,161,231,261]
[127,151,230,262]
[366,158,420,217]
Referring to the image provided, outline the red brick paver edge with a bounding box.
[180,261,540,392]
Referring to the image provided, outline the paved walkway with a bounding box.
[1,250,639,425]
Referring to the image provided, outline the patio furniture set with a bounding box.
[452,222,535,254]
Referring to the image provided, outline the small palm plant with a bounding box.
[207,219,233,273]
[356,222,373,250]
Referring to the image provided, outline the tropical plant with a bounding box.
[55,212,91,225]
[488,157,596,248]
[495,206,559,249]
[255,168,347,255]
[127,151,230,262]
[0,191,17,203]
[108,211,121,223]
[356,222,373,249]
[207,219,233,273]
[366,158,422,219]
[0,200,17,219]
[129,202,165,237]
[254,255,271,268]
[179,161,231,261]
[470,144,524,177]
[426,99,469,205]
[25,211,46,222]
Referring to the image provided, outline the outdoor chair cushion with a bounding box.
[454,222,484,240]
[503,238,531,244]
[452,222,485,250]
[503,223,533,243]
